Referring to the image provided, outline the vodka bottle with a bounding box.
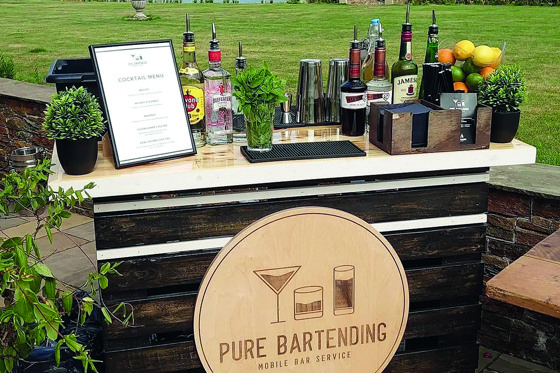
[203,23,233,145]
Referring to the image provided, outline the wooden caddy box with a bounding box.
[369,100,492,155]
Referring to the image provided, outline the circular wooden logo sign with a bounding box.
[194,207,409,373]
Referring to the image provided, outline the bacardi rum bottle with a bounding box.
[179,14,206,147]
[391,5,418,104]
[203,23,233,145]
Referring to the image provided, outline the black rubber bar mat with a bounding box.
[240,141,366,163]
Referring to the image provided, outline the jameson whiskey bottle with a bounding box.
[232,42,247,143]
[179,13,206,148]
[391,5,418,104]
[340,25,368,137]
[203,23,233,145]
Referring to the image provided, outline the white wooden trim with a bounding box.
[94,173,489,213]
[96,213,487,260]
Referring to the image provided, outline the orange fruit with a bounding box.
[480,66,495,80]
[453,81,469,93]
[438,48,456,65]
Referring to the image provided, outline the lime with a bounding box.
[462,58,481,75]
[451,65,465,82]
[466,73,484,92]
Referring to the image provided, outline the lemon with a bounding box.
[489,47,503,68]
[472,45,495,67]
[453,40,475,61]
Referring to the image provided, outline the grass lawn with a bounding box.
[1,1,558,164]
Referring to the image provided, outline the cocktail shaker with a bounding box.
[325,58,349,124]
[296,59,324,125]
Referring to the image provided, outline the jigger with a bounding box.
[296,59,324,125]
[281,93,292,124]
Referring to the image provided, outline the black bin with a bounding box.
[45,58,106,120]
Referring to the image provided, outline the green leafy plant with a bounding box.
[43,87,105,141]
[0,52,16,79]
[231,62,287,148]
[0,160,131,373]
[478,65,527,113]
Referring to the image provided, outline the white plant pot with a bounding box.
[131,0,148,20]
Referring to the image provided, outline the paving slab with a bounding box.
[478,346,501,373]
[43,241,97,289]
[63,221,95,242]
[488,353,558,373]
[0,216,29,230]
[35,232,88,258]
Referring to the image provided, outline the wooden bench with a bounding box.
[486,229,560,319]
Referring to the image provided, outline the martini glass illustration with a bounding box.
[254,266,301,324]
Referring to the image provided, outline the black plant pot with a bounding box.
[56,138,98,175]
[490,110,521,143]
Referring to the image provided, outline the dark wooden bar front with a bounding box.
[48,129,536,373]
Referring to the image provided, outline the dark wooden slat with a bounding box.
[385,344,479,373]
[407,262,483,303]
[385,225,486,261]
[404,304,481,340]
[102,265,482,349]
[100,226,485,295]
[102,250,218,295]
[104,341,200,373]
[104,340,478,373]
[95,183,488,249]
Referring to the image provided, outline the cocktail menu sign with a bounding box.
[194,207,409,373]
[90,40,196,168]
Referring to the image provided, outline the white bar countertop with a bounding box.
[48,127,537,199]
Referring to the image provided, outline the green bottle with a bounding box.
[391,5,418,104]
[419,10,439,100]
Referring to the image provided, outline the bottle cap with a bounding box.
[402,4,412,32]
[428,10,438,34]
[350,24,360,49]
[208,23,221,62]
[183,13,195,43]
[370,19,379,25]
[235,41,247,70]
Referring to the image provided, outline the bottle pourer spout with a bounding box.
[212,23,216,41]
[186,13,190,32]
[238,41,242,57]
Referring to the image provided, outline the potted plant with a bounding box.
[231,62,287,152]
[43,86,105,175]
[478,65,527,143]
[0,160,126,372]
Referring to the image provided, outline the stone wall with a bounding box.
[479,164,560,370]
[0,78,94,217]
[0,78,55,174]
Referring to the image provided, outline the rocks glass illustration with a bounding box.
[333,265,355,315]
[294,286,324,320]
[254,266,301,324]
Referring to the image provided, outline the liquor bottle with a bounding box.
[361,19,380,83]
[179,13,206,148]
[366,22,392,106]
[203,23,233,145]
[424,10,439,64]
[419,10,439,100]
[232,41,247,143]
[391,5,418,104]
[340,25,368,137]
